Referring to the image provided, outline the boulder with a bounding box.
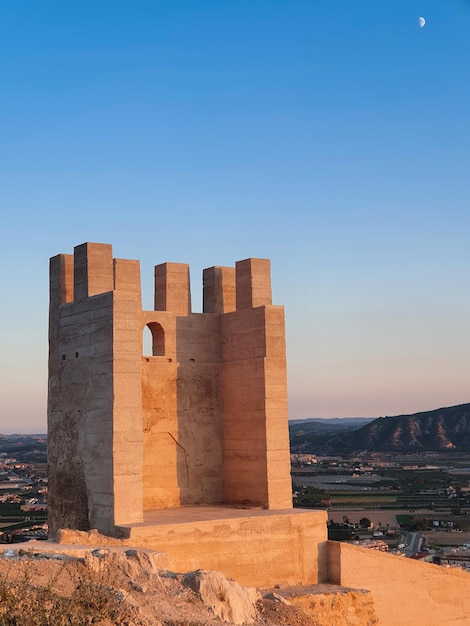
[263,591,291,605]
[184,569,260,624]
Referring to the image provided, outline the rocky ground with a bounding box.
[0,546,318,626]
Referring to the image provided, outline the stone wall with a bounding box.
[328,541,470,626]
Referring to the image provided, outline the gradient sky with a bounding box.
[1,0,469,433]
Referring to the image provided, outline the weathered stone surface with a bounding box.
[184,569,260,624]
[271,584,378,626]
[56,528,129,546]
[84,547,167,578]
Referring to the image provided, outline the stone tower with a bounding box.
[48,242,292,537]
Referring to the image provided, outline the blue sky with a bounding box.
[1,0,469,433]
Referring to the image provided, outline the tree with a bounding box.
[359,517,372,528]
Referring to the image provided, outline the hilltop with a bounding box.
[0,543,352,626]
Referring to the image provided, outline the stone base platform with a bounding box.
[115,506,328,587]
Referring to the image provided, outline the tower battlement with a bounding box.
[50,242,273,314]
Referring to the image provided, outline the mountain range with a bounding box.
[290,403,470,453]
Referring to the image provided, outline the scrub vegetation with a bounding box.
[0,559,133,626]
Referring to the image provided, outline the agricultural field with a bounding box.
[292,452,470,535]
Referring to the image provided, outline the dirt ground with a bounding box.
[422,531,470,547]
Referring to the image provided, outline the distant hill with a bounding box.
[289,417,375,440]
[291,404,470,454]
[289,417,375,427]
[289,417,375,452]
[0,434,47,463]
[341,403,470,452]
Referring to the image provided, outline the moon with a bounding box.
[419,16,426,27]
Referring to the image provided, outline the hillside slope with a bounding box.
[337,403,470,452]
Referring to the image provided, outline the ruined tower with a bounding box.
[48,243,293,537]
